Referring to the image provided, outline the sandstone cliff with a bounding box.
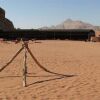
[0,7,14,31]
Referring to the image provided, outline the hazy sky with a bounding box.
[0,0,100,29]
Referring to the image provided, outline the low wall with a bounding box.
[90,36,100,42]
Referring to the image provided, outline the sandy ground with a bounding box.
[0,40,100,100]
[96,31,100,37]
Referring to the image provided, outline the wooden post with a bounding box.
[23,43,27,87]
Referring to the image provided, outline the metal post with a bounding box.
[23,43,27,87]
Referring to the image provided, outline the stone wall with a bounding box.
[90,36,100,42]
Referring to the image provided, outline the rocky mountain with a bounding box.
[40,19,100,31]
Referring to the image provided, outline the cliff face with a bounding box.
[0,7,14,31]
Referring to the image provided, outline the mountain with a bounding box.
[40,19,100,31]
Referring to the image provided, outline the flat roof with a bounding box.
[3,29,95,33]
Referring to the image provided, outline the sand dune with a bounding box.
[0,40,100,100]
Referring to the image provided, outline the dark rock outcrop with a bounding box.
[0,7,14,31]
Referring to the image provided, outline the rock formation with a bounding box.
[0,7,14,31]
[40,19,100,31]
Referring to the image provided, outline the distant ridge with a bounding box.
[40,19,100,31]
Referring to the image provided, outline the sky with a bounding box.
[0,0,100,29]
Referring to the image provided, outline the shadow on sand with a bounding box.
[0,74,76,87]
[27,74,76,87]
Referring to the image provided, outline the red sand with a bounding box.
[0,40,100,100]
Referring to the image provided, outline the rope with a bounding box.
[0,41,75,77]
[26,45,75,77]
[0,46,24,72]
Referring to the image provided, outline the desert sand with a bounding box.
[0,40,100,100]
[96,31,100,37]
